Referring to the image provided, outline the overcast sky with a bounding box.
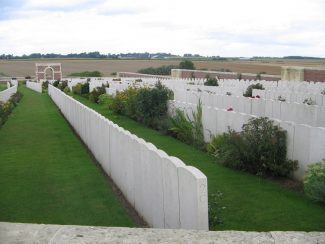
[1,0,325,57]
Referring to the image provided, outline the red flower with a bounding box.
[256,95,260,98]
[227,108,233,111]
[251,96,255,98]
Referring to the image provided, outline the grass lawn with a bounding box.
[0,83,7,91]
[0,86,135,227]
[71,93,325,231]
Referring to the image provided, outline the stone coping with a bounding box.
[1,222,324,243]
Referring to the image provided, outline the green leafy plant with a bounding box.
[204,77,219,86]
[169,101,205,150]
[304,159,325,204]
[63,86,70,94]
[89,85,106,103]
[243,83,264,97]
[52,80,60,87]
[134,81,172,130]
[208,191,226,227]
[42,81,49,91]
[207,118,298,177]
[58,80,68,91]
[98,94,112,105]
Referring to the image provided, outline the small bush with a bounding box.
[204,77,219,86]
[135,81,172,130]
[207,117,298,177]
[58,80,68,91]
[42,81,49,91]
[53,80,60,87]
[209,191,226,227]
[304,159,325,204]
[72,83,82,94]
[98,94,111,105]
[63,86,70,94]
[243,83,264,97]
[89,85,106,103]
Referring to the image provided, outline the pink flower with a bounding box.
[227,108,233,111]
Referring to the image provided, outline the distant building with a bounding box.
[281,66,325,82]
[35,63,62,81]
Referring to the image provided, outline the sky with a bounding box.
[1,0,325,57]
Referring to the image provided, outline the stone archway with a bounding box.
[44,67,54,80]
[36,63,62,81]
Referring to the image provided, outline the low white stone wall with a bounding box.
[0,85,17,102]
[48,85,208,230]
[169,100,325,181]
[2,222,325,243]
[26,81,42,93]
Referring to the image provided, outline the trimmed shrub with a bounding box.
[243,83,264,97]
[207,117,298,177]
[98,94,111,105]
[89,85,106,103]
[204,77,219,86]
[135,81,172,130]
[72,82,89,95]
[58,80,68,91]
[304,160,325,204]
[53,80,60,87]
[63,86,70,94]
[42,81,49,91]
[109,82,172,131]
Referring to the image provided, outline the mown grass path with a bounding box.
[72,93,325,231]
[0,86,135,227]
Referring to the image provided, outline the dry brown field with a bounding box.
[1,58,325,77]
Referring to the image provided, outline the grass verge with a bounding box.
[0,86,135,227]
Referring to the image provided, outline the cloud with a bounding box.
[0,0,325,56]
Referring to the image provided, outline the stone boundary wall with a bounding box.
[2,222,325,243]
[0,85,17,102]
[118,72,171,79]
[282,66,325,82]
[169,100,325,180]
[48,85,208,230]
[26,81,42,93]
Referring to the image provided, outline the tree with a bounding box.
[179,60,195,70]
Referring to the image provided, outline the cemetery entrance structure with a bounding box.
[36,63,62,81]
